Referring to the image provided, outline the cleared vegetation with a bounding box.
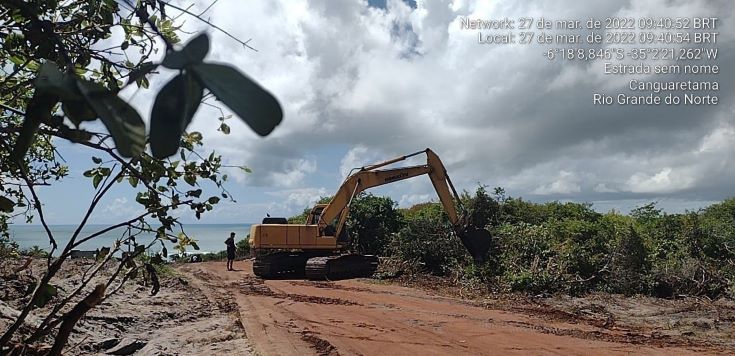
[303,188,735,299]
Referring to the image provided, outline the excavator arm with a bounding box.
[318,148,492,262]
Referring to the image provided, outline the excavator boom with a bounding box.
[318,148,491,262]
[250,148,493,279]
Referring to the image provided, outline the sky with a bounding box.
[23,0,735,225]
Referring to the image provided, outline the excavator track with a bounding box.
[253,252,309,278]
[305,255,379,280]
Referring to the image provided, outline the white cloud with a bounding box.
[339,145,382,180]
[532,170,581,195]
[625,168,694,194]
[594,183,617,193]
[99,197,142,220]
[268,158,318,187]
[699,124,735,153]
[399,193,432,207]
[151,0,734,211]
[265,187,330,212]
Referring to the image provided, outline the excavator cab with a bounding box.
[307,204,326,225]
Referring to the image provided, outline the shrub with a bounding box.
[346,193,404,255]
[506,270,561,295]
[494,223,563,293]
[651,257,730,298]
[608,225,650,295]
[236,236,251,256]
[0,235,19,259]
[389,214,465,276]
[462,185,500,228]
[21,245,49,258]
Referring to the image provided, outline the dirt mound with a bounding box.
[1,258,254,355]
[301,331,339,356]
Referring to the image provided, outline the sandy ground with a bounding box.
[2,258,733,355]
[0,258,254,355]
[178,261,733,355]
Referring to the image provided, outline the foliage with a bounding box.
[200,251,227,262]
[607,225,649,295]
[236,236,251,256]
[382,189,735,299]
[21,245,49,258]
[0,0,282,351]
[0,235,20,259]
[136,252,175,277]
[389,211,466,276]
[460,185,500,228]
[345,193,404,255]
[172,232,200,255]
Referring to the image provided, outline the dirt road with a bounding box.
[178,261,722,355]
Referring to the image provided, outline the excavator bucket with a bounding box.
[458,227,493,263]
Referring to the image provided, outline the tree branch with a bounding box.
[160,0,256,51]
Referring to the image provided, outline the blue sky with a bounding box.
[14,0,735,225]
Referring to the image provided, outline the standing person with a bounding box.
[225,232,236,271]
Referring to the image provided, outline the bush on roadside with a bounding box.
[284,187,735,299]
[346,193,404,255]
[236,236,250,257]
[21,245,49,258]
[0,235,19,259]
[389,214,465,276]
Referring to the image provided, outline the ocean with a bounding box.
[7,223,252,255]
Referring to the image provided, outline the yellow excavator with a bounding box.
[248,148,493,279]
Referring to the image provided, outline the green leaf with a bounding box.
[192,63,282,136]
[138,76,150,89]
[92,156,102,164]
[76,79,146,157]
[161,33,209,69]
[35,62,80,102]
[161,245,167,258]
[239,166,252,173]
[121,40,129,50]
[92,174,102,188]
[97,247,110,260]
[208,196,220,204]
[0,196,14,213]
[128,176,139,188]
[62,99,97,126]
[190,241,200,250]
[219,122,230,134]
[184,174,196,186]
[11,91,55,162]
[188,189,202,198]
[9,55,24,66]
[33,283,58,308]
[125,62,157,87]
[150,73,203,158]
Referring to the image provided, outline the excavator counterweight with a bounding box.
[249,148,493,279]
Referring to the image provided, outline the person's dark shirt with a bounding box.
[225,237,235,251]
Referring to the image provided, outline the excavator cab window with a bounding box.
[309,206,324,225]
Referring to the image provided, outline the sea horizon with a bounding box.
[7,223,254,255]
